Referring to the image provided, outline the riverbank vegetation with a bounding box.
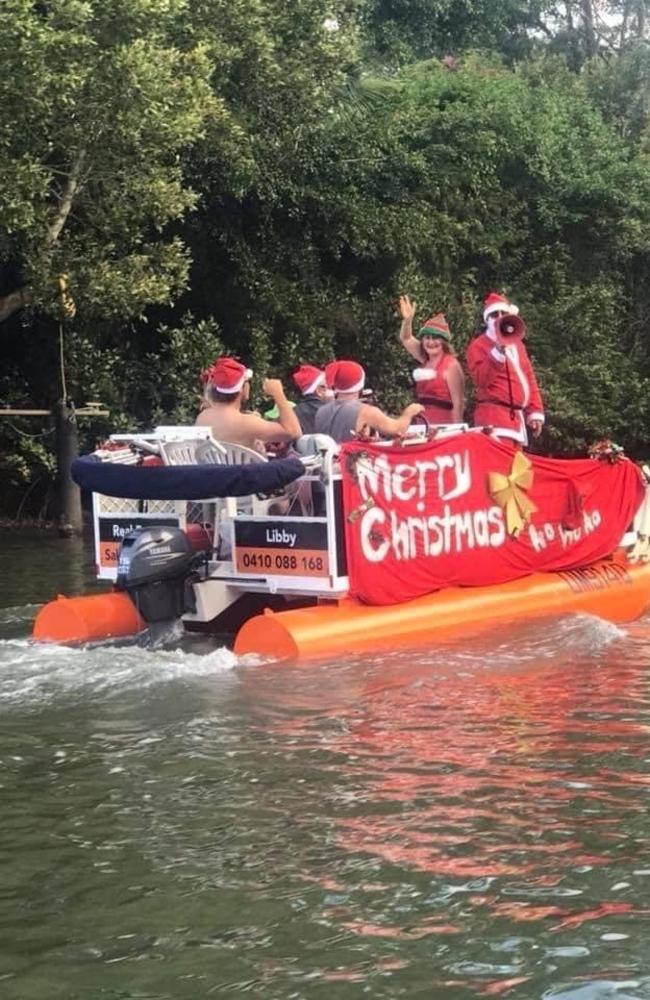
[2,1,650,518]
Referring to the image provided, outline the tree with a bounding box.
[0,0,220,323]
[207,52,650,448]
[361,0,556,66]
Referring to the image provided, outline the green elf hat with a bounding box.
[417,312,451,342]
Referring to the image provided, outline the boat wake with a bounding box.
[0,597,643,713]
[346,611,627,683]
[0,627,237,711]
[461,611,626,665]
[0,602,43,626]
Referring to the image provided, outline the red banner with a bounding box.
[341,435,644,606]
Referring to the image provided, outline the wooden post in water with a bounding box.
[53,399,82,537]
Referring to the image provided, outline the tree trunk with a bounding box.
[620,0,633,48]
[53,399,83,537]
[581,0,598,57]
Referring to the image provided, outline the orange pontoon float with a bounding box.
[233,558,650,660]
[33,592,145,645]
[32,426,650,661]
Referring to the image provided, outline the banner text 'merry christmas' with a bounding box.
[355,450,503,563]
[354,449,603,564]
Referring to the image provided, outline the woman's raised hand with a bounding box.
[399,294,416,322]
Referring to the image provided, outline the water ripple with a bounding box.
[2,597,650,998]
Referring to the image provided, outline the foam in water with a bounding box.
[0,602,43,626]
[355,611,628,684]
[0,601,642,712]
[0,633,238,710]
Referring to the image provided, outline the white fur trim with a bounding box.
[505,344,529,408]
[214,367,253,394]
[336,375,365,394]
[412,367,436,382]
[490,346,507,363]
[491,421,527,444]
[484,301,519,322]
[527,412,545,424]
[303,371,325,395]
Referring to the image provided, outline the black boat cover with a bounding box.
[72,454,306,500]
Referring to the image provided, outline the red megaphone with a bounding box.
[495,313,526,340]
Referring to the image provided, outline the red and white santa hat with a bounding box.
[325,360,366,394]
[202,357,252,394]
[291,364,326,396]
[483,291,519,322]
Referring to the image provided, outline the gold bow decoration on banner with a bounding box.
[488,450,538,537]
[57,274,76,320]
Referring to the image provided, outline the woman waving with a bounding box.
[398,295,465,425]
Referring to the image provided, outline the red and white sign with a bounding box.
[341,436,644,606]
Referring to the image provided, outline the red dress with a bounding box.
[413,353,456,425]
[466,332,544,444]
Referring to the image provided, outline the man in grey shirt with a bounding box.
[292,364,332,435]
[315,361,423,443]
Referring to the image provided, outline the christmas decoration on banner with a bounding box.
[488,450,537,537]
[340,435,644,606]
[588,439,625,464]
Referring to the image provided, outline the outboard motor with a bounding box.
[115,527,199,623]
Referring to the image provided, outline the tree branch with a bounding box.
[0,288,31,323]
[0,152,87,325]
[45,148,86,247]
[533,17,555,40]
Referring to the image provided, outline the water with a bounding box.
[2,530,650,998]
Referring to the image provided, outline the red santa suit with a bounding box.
[466,294,545,445]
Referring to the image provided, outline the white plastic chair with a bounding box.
[159,438,227,466]
[215,442,268,467]
[213,441,315,518]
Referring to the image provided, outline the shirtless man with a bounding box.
[314,360,423,443]
[196,357,301,449]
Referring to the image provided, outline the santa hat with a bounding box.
[202,357,252,394]
[291,364,325,396]
[325,360,366,394]
[483,292,519,322]
[417,312,451,342]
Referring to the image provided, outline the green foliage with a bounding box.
[0,0,219,318]
[65,312,225,429]
[361,0,554,66]
[191,49,650,455]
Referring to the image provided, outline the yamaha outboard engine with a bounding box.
[115,527,199,623]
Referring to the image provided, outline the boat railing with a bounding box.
[91,428,342,589]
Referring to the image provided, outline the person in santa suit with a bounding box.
[466,292,545,445]
[398,295,465,425]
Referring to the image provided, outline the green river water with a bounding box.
[2,528,650,999]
